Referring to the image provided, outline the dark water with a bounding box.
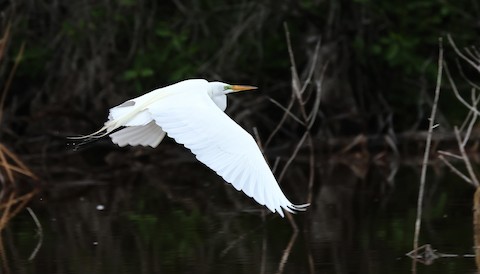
[1,150,478,274]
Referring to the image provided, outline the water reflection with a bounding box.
[1,148,478,273]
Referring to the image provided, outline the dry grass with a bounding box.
[0,23,39,272]
[0,21,38,227]
[0,144,39,230]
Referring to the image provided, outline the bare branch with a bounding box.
[264,92,296,148]
[0,42,25,126]
[455,58,480,91]
[27,207,43,261]
[299,41,321,96]
[464,47,480,64]
[438,150,462,160]
[462,89,480,146]
[283,23,302,104]
[307,62,328,129]
[454,126,479,187]
[267,97,305,126]
[413,37,443,264]
[438,155,475,186]
[444,62,480,118]
[447,34,480,72]
[278,131,308,183]
[275,213,298,274]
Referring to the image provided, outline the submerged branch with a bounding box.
[412,37,443,271]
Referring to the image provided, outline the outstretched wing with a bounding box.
[147,90,307,217]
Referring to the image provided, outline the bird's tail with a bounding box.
[67,120,119,141]
[67,90,168,144]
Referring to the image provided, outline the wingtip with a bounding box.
[274,203,310,217]
[290,203,310,211]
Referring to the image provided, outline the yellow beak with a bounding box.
[230,85,258,92]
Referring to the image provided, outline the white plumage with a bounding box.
[72,79,308,217]
[109,121,166,147]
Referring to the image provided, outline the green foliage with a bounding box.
[300,0,473,65]
[346,0,478,130]
[115,10,209,92]
[119,0,136,7]
[122,22,199,92]
[355,0,468,76]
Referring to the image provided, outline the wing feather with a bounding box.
[109,121,166,147]
[254,170,266,205]
[147,91,306,217]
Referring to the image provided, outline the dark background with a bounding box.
[2,0,479,151]
[1,1,480,273]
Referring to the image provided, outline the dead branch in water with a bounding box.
[411,37,443,272]
[414,35,480,271]
[443,35,480,271]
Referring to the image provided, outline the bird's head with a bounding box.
[207,81,258,111]
[208,81,257,96]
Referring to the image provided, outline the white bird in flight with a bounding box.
[72,79,308,217]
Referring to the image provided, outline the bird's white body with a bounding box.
[76,79,308,217]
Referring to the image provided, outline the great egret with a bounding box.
[72,79,308,217]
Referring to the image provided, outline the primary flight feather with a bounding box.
[72,79,308,217]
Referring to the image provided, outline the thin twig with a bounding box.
[272,156,281,174]
[447,34,480,72]
[27,207,43,260]
[438,155,474,186]
[462,89,480,146]
[412,37,443,270]
[0,144,37,178]
[306,135,315,204]
[454,126,479,186]
[260,211,267,274]
[0,193,14,230]
[264,92,296,149]
[459,93,475,132]
[283,23,302,105]
[0,146,14,183]
[455,58,480,91]
[275,212,298,274]
[471,46,480,60]
[437,150,462,160]
[444,62,480,118]
[252,127,263,150]
[277,131,308,183]
[299,41,321,96]
[0,191,36,211]
[1,190,37,228]
[220,219,269,257]
[268,98,305,126]
[307,65,327,128]
[465,46,480,62]
[0,23,11,62]
[0,42,25,125]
